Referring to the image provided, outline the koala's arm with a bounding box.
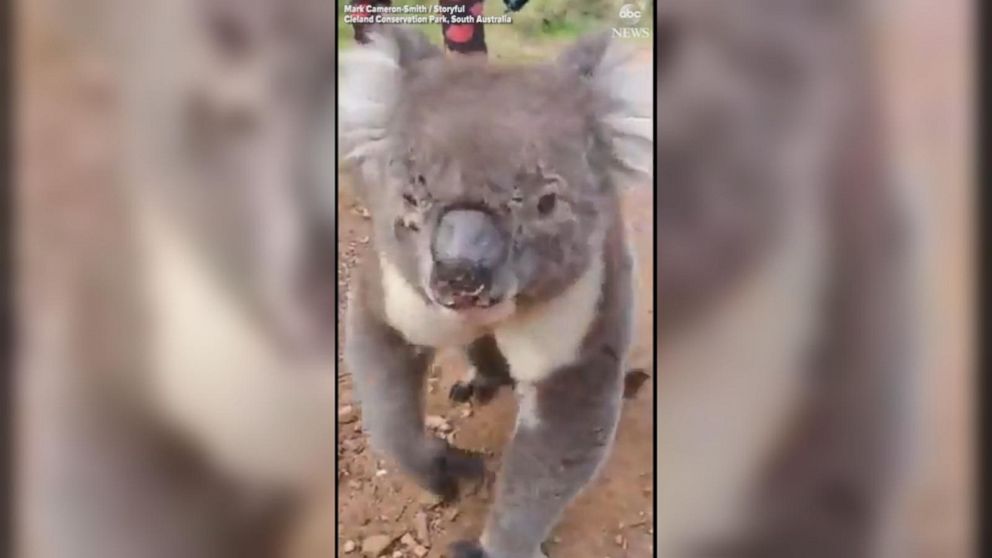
[455,224,634,558]
[345,255,483,500]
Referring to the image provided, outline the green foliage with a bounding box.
[498,0,615,38]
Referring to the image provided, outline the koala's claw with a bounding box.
[449,540,486,558]
[449,540,551,558]
[473,382,500,404]
[448,379,504,406]
[427,444,485,502]
[449,381,474,403]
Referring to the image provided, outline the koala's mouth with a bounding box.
[433,285,503,311]
[424,271,516,323]
[428,286,516,325]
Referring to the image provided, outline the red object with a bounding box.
[445,1,483,44]
[446,23,475,44]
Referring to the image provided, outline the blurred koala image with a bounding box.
[338,26,650,558]
[653,1,938,557]
[18,0,337,556]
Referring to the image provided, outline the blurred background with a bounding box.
[653,1,974,556]
[13,0,975,557]
[874,0,974,555]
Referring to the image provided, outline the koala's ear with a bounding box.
[558,33,653,184]
[339,27,441,174]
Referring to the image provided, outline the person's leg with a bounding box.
[439,0,488,55]
[349,0,393,44]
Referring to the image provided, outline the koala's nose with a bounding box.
[431,209,506,308]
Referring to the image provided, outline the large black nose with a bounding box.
[430,209,506,308]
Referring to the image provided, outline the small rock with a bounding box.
[614,535,624,546]
[460,408,473,418]
[362,534,394,556]
[425,415,449,431]
[447,509,460,521]
[400,533,417,547]
[376,469,388,477]
[419,492,444,508]
[413,545,429,557]
[339,405,358,423]
[344,540,357,553]
[414,512,430,545]
[391,552,402,558]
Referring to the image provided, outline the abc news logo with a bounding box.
[613,3,651,39]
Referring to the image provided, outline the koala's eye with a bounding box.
[402,193,417,207]
[537,193,557,216]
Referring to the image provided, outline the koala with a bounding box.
[339,27,651,558]
[18,1,338,556]
[654,2,926,557]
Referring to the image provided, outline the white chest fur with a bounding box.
[137,204,335,491]
[380,255,492,347]
[380,248,608,387]
[494,251,606,384]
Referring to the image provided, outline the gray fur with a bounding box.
[340,27,648,558]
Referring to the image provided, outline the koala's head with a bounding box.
[340,27,650,317]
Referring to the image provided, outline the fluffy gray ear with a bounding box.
[559,34,653,184]
[338,27,441,177]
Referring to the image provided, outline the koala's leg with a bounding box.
[345,287,484,501]
[453,354,624,558]
[450,335,515,405]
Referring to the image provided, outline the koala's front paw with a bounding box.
[448,381,476,403]
[449,380,501,405]
[449,377,513,406]
[449,540,550,558]
[426,444,485,502]
[449,540,486,558]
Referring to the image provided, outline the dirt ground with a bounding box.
[335,173,657,558]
